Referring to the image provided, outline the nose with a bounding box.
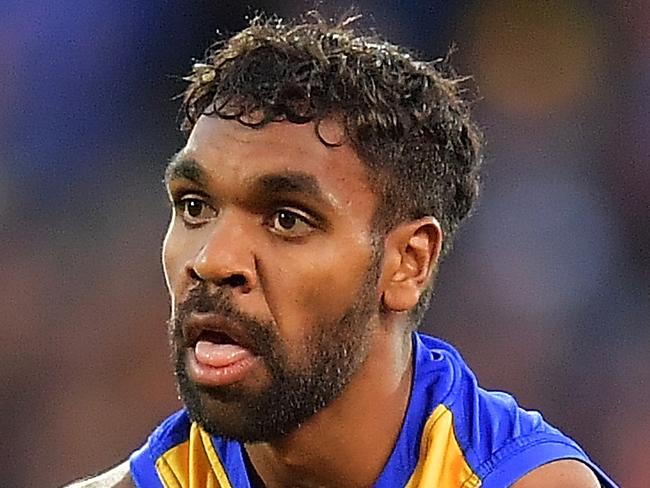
[187,210,256,294]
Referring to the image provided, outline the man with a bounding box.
[68,12,616,488]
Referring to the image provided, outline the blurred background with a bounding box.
[1,0,648,486]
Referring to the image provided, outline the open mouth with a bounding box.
[184,319,260,387]
[194,329,239,347]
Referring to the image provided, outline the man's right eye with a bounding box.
[176,197,216,225]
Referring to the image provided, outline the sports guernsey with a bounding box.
[129,333,617,487]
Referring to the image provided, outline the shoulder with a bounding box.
[512,459,602,488]
[413,334,615,487]
[63,460,135,488]
[63,411,192,488]
[416,334,559,454]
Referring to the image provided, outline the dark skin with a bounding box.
[163,116,425,487]
[67,117,601,488]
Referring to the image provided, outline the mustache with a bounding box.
[170,285,277,357]
[176,285,244,319]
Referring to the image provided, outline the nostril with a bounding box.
[189,261,250,291]
[219,274,247,289]
[189,268,202,282]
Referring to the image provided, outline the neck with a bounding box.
[245,327,414,488]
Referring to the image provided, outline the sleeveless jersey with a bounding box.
[130,333,617,487]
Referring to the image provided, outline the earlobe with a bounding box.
[381,217,442,313]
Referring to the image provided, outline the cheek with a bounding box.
[162,223,195,307]
[263,234,375,340]
[162,224,178,284]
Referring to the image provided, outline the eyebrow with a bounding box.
[252,172,326,200]
[164,154,206,186]
[164,155,334,209]
[249,171,336,219]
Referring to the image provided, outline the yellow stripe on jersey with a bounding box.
[405,404,481,488]
[199,426,233,487]
[154,423,233,488]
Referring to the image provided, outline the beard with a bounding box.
[168,251,382,443]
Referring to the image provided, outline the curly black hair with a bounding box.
[180,12,483,326]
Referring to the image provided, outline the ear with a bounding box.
[380,217,443,313]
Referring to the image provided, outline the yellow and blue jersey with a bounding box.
[130,333,617,487]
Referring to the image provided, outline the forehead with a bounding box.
[175,116,377,215]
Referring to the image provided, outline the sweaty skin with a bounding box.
[66,116,601,488]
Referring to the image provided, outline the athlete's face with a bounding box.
[162,116,383,442]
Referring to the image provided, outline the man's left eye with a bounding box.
[270,210,313,236]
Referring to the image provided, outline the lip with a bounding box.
[181,312,261,387]
[182,312,257,351]
[186,346,260,387]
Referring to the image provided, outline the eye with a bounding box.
[176,196,216,226]
[269,209,314,238]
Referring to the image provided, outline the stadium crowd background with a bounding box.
[1,1,648,486]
